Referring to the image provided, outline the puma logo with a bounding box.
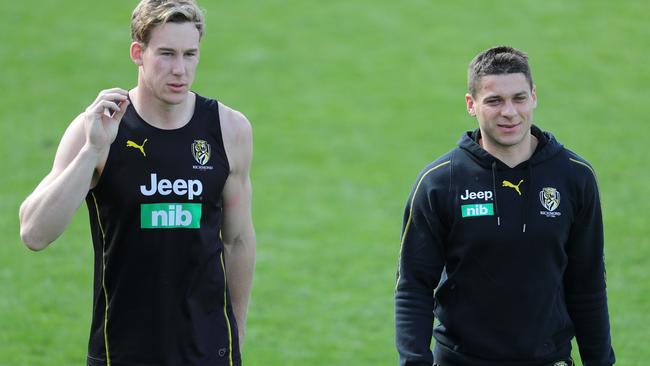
[502,179,524,195]
[126,139,148,157]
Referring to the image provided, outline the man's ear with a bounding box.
[130,42,144,66]
[465,93,476,116]
[531,85,538,108]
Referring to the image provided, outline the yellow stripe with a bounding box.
[220,252,234,366]
[395,160,450,289]
[91,193,111,366]
[569,157,596,176]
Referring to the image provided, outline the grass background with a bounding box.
[1,0,648,365]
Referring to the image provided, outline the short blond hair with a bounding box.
[131,0,205,45]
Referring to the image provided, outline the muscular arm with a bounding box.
[19,89,129,250]
[220,104,256,349]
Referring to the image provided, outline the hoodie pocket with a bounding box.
[433,279,458,318]
[554,291,570,328]
[534,289,574,357]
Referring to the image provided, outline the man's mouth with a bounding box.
[168,83,186,92]
[497,122,521,129]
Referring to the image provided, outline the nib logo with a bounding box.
[461,203,494,218]
[141,203,202,229]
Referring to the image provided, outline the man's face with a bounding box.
[465,73,537,151]
[133,22,200,105]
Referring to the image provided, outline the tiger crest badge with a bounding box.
[192,140,211,166]
[539,187,560,212]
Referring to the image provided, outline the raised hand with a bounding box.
[84,88,130,151]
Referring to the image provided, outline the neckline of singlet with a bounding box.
[126,92,200,133]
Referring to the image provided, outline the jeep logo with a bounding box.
[140,173,203,200]
[460,189,493,201]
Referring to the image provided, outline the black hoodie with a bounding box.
[395,126,615,366]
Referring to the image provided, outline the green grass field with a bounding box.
[1,1,648,365]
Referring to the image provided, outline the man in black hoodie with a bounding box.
[394,46,615,366]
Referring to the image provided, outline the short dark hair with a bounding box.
[467,46,533,97]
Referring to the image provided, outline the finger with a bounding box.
[98,88,129,97]
[89,97,126,115]
[111,99,130,120]
[85,101,118,116]
[93,93,128,106]
[92,88,129,105]
[91,100,120,116]
[104,93,129,106]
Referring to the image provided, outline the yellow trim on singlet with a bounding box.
[569,157,596,176]
[395,160,451,290]
[220,251,234,366]
[91,192,111,366]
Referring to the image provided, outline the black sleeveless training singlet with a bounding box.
[85,94,240,366]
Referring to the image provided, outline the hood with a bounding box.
[458,125,564,169]
[457,125,564,233]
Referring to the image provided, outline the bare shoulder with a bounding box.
[218,101,253,173]
[218,101,252,144]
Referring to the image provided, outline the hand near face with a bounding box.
[84,88,130,152]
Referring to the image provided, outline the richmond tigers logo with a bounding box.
[540,187,560,212]
[192,140,211,166]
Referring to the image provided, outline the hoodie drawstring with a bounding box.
[492,160,534,232]
[491,161,501,226]
[522,163,533,233]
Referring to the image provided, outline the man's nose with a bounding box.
[501,100,517,118]
[171,56,185,75]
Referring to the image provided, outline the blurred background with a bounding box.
[1,0,648,364]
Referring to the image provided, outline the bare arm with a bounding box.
[19,89,129,250]
[220,103,256,349]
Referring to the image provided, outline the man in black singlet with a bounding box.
[19,1,255,365]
